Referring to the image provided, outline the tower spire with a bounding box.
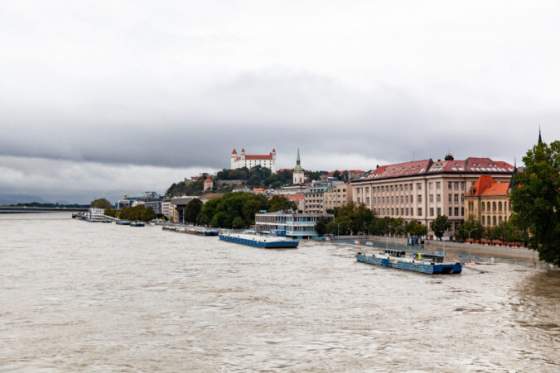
[296,148,301,166]
[538,125,543,145]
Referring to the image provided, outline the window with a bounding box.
[448,194,452,203]
[437,207,442,216]
[417,208,422,216]
[493,202,497,211]
[429,194,434,203]
[448,182,452,189]
[429,182,433,190]
[454,194,459,203]
[449,207,453,216]
[436,182,441,190]
[493,216,497,226]
[455,207,459,216]
[416,183,422,190]
[454,182,459,190]
[498,202,502,212]
[436,194,441,202]
[430,208,434,217]
[417,194,422,203]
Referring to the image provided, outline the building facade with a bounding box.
[351,157,514,235]
[293,148,305,185]
[255,211,334,238]
[303,180,331,214]
[230,148,277,172]
[464,175,512,228]
[323,182,353,212]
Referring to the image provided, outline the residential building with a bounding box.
[351,156,514,235]
[255,211,334,238]
[323,182,353,211]
[170,196,199,224]
[286,193,305,212]
[161,199,173,220]
[230,148,277,172]
[117,192,162,215]
[464,175,512,227]
[303,180,332,214]
[293,148,305,185]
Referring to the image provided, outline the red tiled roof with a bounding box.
[364,157,513,180]
[467,175,509,197]
[287,193,304,201]
[368,160,432,179]
[244,154,273,160]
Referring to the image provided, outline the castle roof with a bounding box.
[245,154,273,160]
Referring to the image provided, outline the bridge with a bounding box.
[0,206,89,214]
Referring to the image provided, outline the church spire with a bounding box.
[538,125,543,146]
[296,148,301,166]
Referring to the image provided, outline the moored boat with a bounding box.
[116,220,131,225]
[356,249,462,274]
[130,221,145,227]
[219,233,299,249]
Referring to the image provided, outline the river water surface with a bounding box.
[1,214,559,372]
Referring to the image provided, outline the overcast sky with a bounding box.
[1,1,559,202]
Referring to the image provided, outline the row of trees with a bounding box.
[104,205,156,222]
[454,218,528,243]
[315,203,429,237]
[182,193,296,229]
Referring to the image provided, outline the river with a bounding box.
[1,213,559,372]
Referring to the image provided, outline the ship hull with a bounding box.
[356,254,462,274]
[219,234,299,249]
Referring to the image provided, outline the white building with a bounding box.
[230,148,277,172]
[293,148,305,185]
[255,211,333,238]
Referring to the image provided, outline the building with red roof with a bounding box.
[464,175,512,228]
[230,148,277,172]
[351,155,514,236]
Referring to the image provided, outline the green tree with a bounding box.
[184,198,203,224]
[405,220,428,237]
[119,205,155,222]
[90,198,112,209]
[268,195,296,212]
[315,217,330,236]
[510,139,560,264]
[231,216,246,229]
[431,215,451,240]
[456,218,483,241]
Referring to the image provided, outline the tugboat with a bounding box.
[356,249,462,274]
[219,233,299,249]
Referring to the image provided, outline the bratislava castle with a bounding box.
[230,148,277,172]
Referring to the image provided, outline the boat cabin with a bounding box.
[415,252,445,263]
[384,249,407,257]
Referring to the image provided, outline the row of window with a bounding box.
[482,215,506,226]
[355,180,468,195]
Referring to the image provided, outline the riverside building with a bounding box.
[351,156,514,235]
[230,148,277,172]
[464,175,512,228]
[255,211,334,238]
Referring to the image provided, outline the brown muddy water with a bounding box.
[1,214,559,372]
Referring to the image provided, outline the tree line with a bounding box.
[181,193,296,229]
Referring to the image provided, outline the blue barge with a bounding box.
[219,233,299,249]
[357,249,462,275]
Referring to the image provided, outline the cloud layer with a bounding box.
[1,1,559,201]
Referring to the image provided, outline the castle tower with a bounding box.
[293,148,305,185]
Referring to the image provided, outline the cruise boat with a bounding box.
[219,233,299,249]
[356,249,462,274]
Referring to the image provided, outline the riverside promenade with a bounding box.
[334,235,539,263]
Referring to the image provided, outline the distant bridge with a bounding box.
[0,206,89,214]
